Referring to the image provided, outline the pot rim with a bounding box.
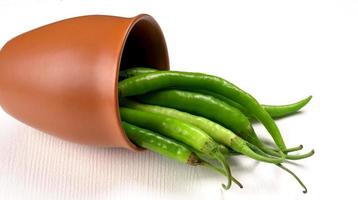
[113,14,170,151]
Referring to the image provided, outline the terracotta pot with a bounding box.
[0,14,169,151]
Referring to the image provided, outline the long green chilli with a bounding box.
[123,99,284,164]
[122,121,243,188]
[132,90,281,155]
[192,89,312,120]
[120,107,233,189]
[122,121,198,165]
[118,70,287,151]
[119,67,312,120]
[118,67,313,192]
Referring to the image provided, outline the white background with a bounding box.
[1,0,357,199]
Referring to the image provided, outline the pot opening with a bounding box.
[119,17,169,72]
[116,15,169,150]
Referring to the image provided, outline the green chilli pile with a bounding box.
[118,67,314,193]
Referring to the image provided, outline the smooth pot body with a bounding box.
[0,14,169,150]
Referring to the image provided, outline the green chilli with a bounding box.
[118,70,287,151]
[122,121,242,188]
[193,89,312,120]
[122,99,283,164]
[134,90,283,155]
[120,67,312,120]
[122,121,198,165]
[120,107,233,189]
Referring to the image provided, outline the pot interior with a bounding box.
[119,18,169,71]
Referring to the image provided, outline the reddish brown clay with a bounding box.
[0,14,169,150]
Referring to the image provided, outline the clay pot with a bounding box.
[0,14,169,151]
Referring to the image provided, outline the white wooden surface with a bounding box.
[1,1,358,199]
